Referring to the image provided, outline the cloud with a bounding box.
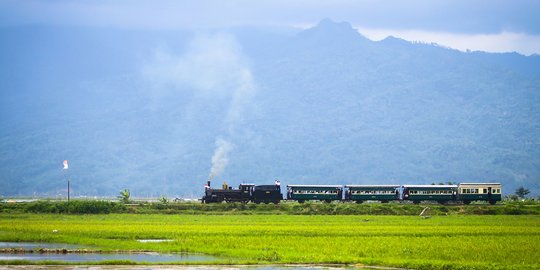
[2,1,539,54]
[356,27,540,56]
[2,1,539,34]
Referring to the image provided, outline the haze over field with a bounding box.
[1,1,539,197]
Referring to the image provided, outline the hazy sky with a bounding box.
[1,0,539,55]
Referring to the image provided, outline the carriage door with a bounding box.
[488,187,492,199]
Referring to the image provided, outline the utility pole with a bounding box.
[63,160,70,201]
[68,176,70,201]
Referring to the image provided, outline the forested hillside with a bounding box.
[1,19,539,197]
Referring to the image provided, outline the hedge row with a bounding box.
[1,200,539,215]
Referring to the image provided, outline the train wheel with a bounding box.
[381,200,389,203]
[489,200,496,205]
[413,201,420,204]
[355,200,363,204]
[324,200,332,203]
[463,201,471,205]
[298,200,305,204]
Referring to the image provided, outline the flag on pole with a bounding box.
[63,160,69,170]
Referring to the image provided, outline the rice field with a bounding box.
[0,214,539,269]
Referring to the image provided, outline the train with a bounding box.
[202,181,502,205]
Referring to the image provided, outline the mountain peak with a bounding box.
[316,18,354,31]
[298,18,370,44]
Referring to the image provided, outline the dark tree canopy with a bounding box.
[515,186,530,198]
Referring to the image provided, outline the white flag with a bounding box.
[63,160,69,170]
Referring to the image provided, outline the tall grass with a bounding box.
[0,214,538,269]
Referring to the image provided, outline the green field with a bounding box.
[0,214,539,269]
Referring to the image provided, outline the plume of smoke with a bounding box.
[208,138,234,181]
[226,67,255,132]
[143,33,256,180]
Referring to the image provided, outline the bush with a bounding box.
[23,200,125,214]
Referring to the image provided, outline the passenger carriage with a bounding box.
[286,185,343,203]
[403,185,457,204]
[458,183,501,205]
[345,185,400,203]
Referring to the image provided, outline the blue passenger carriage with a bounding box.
[345,185,400,203]
[403,185,457,204]
[286,185,343,203]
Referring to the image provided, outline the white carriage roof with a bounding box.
[345,185,400,188]
[287,185,343,188]
[403,185,458,188]
[458,183,501,185]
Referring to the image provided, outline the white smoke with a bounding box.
[143,33,256,180]
[226,67,255,131]
[208,138,234,181]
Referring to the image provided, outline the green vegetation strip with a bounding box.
[0,214,539,270]
[1,200,540,215]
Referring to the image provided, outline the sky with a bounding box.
[1,0,539,55]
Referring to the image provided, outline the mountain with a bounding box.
[1,20,539,197]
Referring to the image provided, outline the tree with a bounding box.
[118,189,131,204]
[158,195,169,205]
[515,186,530,199]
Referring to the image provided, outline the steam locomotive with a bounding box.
[202,181,502,205]
[201,181,282,204]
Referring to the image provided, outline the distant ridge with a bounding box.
[0,19,539,197]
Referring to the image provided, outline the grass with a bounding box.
[0,214,539,269]
[2,200,540,215]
